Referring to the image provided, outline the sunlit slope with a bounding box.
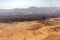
[0,18,60,40]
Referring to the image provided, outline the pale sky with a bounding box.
[0,0,60,9]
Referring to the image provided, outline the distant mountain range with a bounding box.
[0,6,60,15]
[0,6,60,22]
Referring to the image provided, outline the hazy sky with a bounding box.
[0,0,60,9]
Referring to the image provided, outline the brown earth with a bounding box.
[0,18,60,40]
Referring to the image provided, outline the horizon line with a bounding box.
[0,6,60,9]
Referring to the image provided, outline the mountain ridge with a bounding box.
[0,6,60,15]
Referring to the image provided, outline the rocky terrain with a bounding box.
[0,18,60,40]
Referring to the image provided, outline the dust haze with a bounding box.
[0,7,60,40]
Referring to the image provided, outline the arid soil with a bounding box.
[0,18,60,40]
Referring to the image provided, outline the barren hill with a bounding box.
[0,18,60,40]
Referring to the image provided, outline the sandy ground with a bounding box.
[0,18,60,40]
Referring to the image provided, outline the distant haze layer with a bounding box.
[0,7,60,15]
[0,0,60,9]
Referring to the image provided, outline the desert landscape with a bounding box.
[0,6,60,40]
[0,0,60,40]
[0,17,60,40]
[0,7,60,40]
